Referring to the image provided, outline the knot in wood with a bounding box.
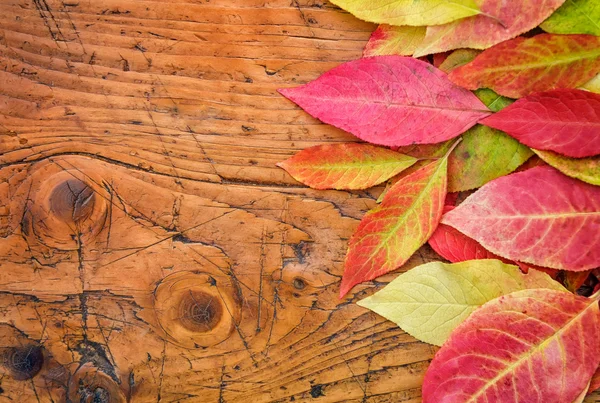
[154,271,242,348]
[178,290,223,333]
[2,345,43,380]
[49,179,96,223]
[68,363,126,403]
[16,162,110,251]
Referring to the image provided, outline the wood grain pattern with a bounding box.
[0,1,598,402]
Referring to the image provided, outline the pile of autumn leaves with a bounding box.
[275,0,600,401]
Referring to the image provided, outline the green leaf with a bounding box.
[328,0,481,26]
[533,149,600,186]
[541,0,600,36]
[448,124,533,192]
[358,260,566,346]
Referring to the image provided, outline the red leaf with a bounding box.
[423,289,600,402]
[442,166,600,271]
[564,270,592,293]
[448,34,600,98]
[589,366,600,395]
[340,153,451,297]
[279,56,490,147]
[428,222,511,264]
[480,89,600,158]
[432,51,451,68]
[444,192,459,207]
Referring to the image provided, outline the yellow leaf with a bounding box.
[358,259,566,346]
[329,0,480,26]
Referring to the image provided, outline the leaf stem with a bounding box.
[444,137,463,159]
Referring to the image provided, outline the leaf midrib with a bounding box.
[359,158,447,268]
[476,48,600,74]
[466,296,596,403]
[304,94,490,113]
[299,159,414,171]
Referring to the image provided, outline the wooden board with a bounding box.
[0,1,598,402]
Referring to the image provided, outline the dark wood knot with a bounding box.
[293,277,306,290]
[49,179,96,223]
[68,364,126,403]
[178,290,223,333]
[2,345,43,380]
[154,271,242,348]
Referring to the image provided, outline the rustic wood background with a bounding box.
[0,0,598,402]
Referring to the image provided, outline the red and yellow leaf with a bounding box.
[442,166,600,271]
[279,56,490,147]
[423,289,600,402]
[480,89,600,158]
[277,143,417,190]
[363,25,426,57]
[534,149,600,186]
[340,148,454,297]
[448,34,600,98]
[413,0,566,56]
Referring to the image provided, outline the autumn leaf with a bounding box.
[438,49,481,73]
[514,155,548,173]
[279,56,490,147]
[534,149,600,186]
[589,367,600,395]
[328,0,481,27]
[432,52,451,68]
[480,89,600,158]
[583,73,600,92]
[563,270,592,293]
[359,260,565,346]
[429,218,511,264]
[449,125,533,192]
[422,289,600,402]
[363,25,426,57]
[449,34,600,98]
[442,166,600,271]
[339,142,459,297]
[541,0,600,36]
[576,382,592,402]
[413,0,566,56]
[447,88,531,192]
[277,143,416,190]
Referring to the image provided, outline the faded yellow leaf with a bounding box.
[358,259,566,346]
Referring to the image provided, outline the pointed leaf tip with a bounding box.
[448,34,600,98]
[340,153,451,297]
[358,260,565,346]
[277,143,416,190]
[277,56,490,148]
[479,89,600,158]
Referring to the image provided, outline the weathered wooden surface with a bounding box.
[0,1,598,402]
